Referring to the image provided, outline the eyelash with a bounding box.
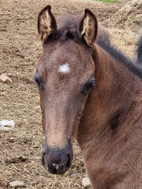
[34,77,44,90]
[82,80,95,95]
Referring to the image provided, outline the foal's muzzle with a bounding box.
[42,141,73,174]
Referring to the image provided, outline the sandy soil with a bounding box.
[0,0,141,188]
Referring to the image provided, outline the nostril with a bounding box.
[66,154,71,168]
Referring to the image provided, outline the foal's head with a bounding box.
[35,5,98,174]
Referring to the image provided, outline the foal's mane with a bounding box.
[97,39,142,79]
[44,16,142,80]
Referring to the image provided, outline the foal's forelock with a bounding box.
[42,17,82,45]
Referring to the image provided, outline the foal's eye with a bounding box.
[35,77,40,86]
[34,73,44,90]
[82,79,95,95]
[35,78,44,90]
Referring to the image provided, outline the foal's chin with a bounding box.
[42,155,72,175]
[45,162,71,175]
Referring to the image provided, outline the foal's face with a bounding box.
[36,5,97,174]
[36,40,95,173]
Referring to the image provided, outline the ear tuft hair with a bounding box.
[37,5,57,42]
[79,9,98,47]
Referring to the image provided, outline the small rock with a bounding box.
[9,137,14,143]
[9,181,26,188]
[18,156,28,162]
[5,157,19,164]
[33,141,39,148]
[5,156,27,164]
[82,177,91,188]
[0,120,15,131]
[0,73,13,84]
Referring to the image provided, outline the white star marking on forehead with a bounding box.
[58,63,70,74]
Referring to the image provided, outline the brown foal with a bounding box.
[35,5,142,188]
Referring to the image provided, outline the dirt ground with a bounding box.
[0,0,141,188]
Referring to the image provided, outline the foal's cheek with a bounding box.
[72,95,89,139]
[72,118,81,140]
[72,128,78,140]
[40,109,46,133]
[39,93,45,132]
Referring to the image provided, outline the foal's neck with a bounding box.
[76,43,142,157]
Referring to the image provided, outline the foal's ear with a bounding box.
[79,9,98,47]
[37,5,57,42]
